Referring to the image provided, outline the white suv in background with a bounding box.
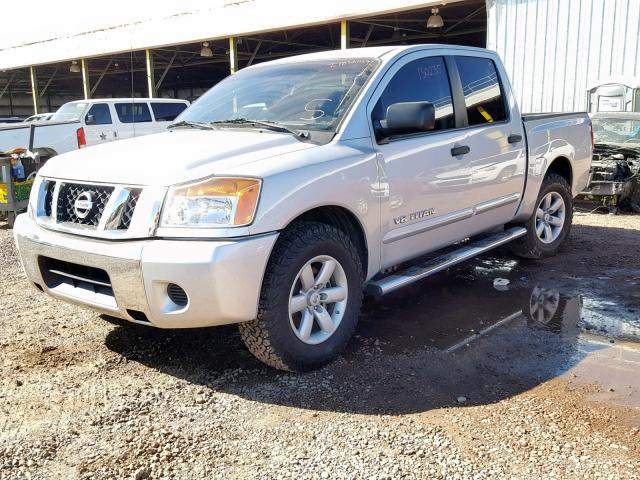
[0,98,190,155]
[51,98,191,144]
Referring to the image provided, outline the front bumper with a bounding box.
[580,181,626,197]
[13,214,278,328]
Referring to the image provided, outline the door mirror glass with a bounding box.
[85,114,96,125]
[379,101,436,137]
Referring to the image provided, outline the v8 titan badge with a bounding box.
[394,208,435,225]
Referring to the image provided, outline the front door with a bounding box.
[83,103,115,146]
[450,55,526,225]
[369,53,475,268]
[113,102,154,139]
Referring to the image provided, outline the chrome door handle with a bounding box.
[451,145,470,156]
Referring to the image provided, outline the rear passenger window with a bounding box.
[85,103,112,125]
[151,102,187,121]
[114,103,152,123]
[373,56,455,133]
[454,56,507,126]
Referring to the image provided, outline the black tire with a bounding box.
[629,180,640,214]
[239,221,364,372]
[510,173,573,259]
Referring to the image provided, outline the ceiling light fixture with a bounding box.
[200,42,213,57]
[69,60,81,73]
[427,7,444,29]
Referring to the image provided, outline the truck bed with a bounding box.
[514,111,592,223]
[0,120,80,154]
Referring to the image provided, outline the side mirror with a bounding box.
[378,101,435,138]
[85,114,96,125]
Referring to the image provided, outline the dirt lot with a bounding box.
[1,212,640,479]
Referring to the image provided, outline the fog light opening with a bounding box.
[167,283,188,307]
[127,309,150,323]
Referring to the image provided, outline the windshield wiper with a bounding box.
[168,120,218,130]
[209,118,309,139]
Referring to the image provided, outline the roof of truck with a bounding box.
[62,98,189,104]
[263,44,494,65]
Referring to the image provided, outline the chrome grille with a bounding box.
[56,183,114,226]
[43,181,56,217]
[118,189,141,230]
[37,178,147,237]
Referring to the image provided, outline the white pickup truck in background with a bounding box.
[0,98,189,155]
[14,45,592,371]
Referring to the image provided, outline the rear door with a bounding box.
[113,101,155,139]
[83,103,116,146]
[450,55,526,224]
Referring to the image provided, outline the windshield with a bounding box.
[592,118,640,147]
[51,102,88,122]
[176,58,380,132]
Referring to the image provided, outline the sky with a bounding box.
[0,0,226,49]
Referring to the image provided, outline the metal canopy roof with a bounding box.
[0,0,465,70]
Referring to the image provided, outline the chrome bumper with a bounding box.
[13,214,278,328]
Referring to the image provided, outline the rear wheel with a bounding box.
[239,222,363,371]
[511,173,573,259]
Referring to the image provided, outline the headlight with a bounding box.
[161,177,261,228]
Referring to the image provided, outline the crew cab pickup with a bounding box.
[13,46,592,371]
[0,98,189,155]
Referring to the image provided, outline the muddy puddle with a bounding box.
[355,254,640,409]
[361,260,639,350]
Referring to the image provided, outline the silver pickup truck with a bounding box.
[13,45,592,371]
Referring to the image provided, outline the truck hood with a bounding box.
[39,129,317,185]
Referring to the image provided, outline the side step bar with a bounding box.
[366,227,527,296]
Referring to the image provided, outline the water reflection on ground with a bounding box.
[359,264,639,354]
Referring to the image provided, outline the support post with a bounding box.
[81,59,90,100]
[229,37,238,74]
[145,49,156,98]
[340,20,349,49]
[29,66,39,114]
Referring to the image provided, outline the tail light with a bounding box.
[76,127,86,148]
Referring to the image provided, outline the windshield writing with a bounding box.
[176,58,380,132]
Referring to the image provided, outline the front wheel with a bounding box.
[511,173,573,259]
[239,222,363,371]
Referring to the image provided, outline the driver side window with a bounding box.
[373,56,455,134]
[85,103,112,125]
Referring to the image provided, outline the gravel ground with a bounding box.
[1,212,640,479]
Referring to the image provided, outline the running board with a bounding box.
[365,227,527,296]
